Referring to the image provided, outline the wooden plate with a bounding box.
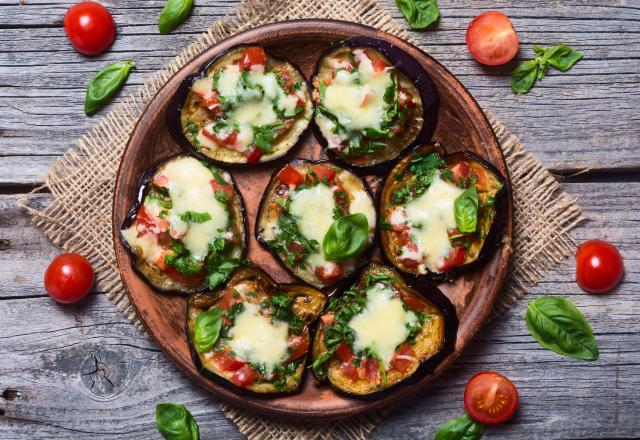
[113,19,513,420]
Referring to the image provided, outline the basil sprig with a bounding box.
[84,61,135,115]
[510,44,583,94]
[322,213,369,262]
[434,413,485,440]
[193,307,222,353]
[454,184,478,233]
[525,297,599,361]
[395,0,439,30]
[155,403,199,440]
[158,0,194,34]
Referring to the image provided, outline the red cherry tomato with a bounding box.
[238,47,267,70]
[63,2,116,56]
[212,352,245,372]
[466,11,519,66]
[311,164,337,183]
[315,264,343,282]
[464,371,518,424]
[277,165,304,186]
[287,335,310,360]
[438,246,467,272]
[44,253,94,304]
[244,146,262,164]
[230,364,259,387]
[576,240,624,294]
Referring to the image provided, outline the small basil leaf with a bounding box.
[525,297,599,361]
[84,61,135,115]
[194,307,222,353]
[434,413,485,440]
[396,0,439,30]
[543,44,583,71]
[179,211,211,223]
[510,59,539,94]
[454,184,478,233]
[322,213,369,262]
[207,259,245,290]
[155,403,199,440]
[158,0,194,34]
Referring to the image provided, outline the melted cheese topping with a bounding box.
[404,171,464,270]
[348,283,416,368]
[349,190,376,229]
[227,303,289,368]
[289,184,335,268]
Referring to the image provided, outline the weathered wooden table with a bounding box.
[1,1,638,438]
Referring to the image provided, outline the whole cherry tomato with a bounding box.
[576,239,624,294]
[44,253,94,304]
[464,371,519,424]
[64,2,116,56]
[466,11,519,66]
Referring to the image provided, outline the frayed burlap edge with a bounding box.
[18,0,584,438]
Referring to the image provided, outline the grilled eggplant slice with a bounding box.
[312,41,435,171]
[186,266,326,393]
[178,46,313,165]
[120,155,246,293]
[256,159,376,289]
[311,263,451,395]
[380,144,507,279]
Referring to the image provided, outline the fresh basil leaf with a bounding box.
[434,413,485,440]
[194,307,222,353]
[155,403,199,440]
[164,253,201,277]
[543,44,583,71]
[322,213,369,262]
[208,259,245,290]
[454,184,478,233]
[510,59,539,94]
[396,0,439,30]
[525,297,599,361]
[179,211,211,223]
[158,0,193,34]
[84,61,135,115]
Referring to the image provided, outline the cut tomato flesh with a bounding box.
[287,335,309,360]
[466,11,519,66]
[439,246,467,272]
[320,313,335,327]
[202,127,239,150]
[212,352,245,372]
[244,146,262,164]
[315,264,343,282]
[335,341,354,363]
[311,164,336,183]
[464,371,519,424]
[372,59,388,72]
[340,362,359,380]
[398,289,423,311]
[391,343,416,373]
[230,364,260,387]
[239,47,267,70]
[219,288,241,311]
[362,358,381,381]
[277,165,304,186]
[450,161,471,183]
[195,89,222,114]
[287,241,306,262]
[210,179,234,199]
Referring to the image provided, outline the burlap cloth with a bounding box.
[19,0,585,438]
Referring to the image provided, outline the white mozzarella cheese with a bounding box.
[349,190,376,230]
[216,65,242,99]
[121,227,163,265]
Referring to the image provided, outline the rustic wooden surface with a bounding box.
[0,0,638,438]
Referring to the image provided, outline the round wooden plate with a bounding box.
[113,19,513,420]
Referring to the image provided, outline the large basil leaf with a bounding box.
[396,0,439,30]
[510,59,539,94]
[156,403,199,440]
[454,184,478,233]
[158,0,194,34]
[525,297,599,361]
[84,61,135,115]
[434,413,485,440]
[543,44,583,71]
[194,307,222,353]
[322,213,369,262]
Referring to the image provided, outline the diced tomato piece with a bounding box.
[450,161,471,183]
[398,289,424,311]
[212,352,245,372]
[315,263,343,282]
[230,364,259,387]
[362,358,381,382]
[164,266,205,287]
[244,146,262,164]
[153,175,169,188]
[400,258,421,269]
[219,287,241,311]
[470,164,488,188]
[372,59,388,72]
[335,341,354,363]
[195,89,222,114]
[439,246,467,272]
[287,335,310,360]
[210,179,234,200]
[239,47,266,70]
[202,127,239,150]
[287,241,306,262]
[273,66,294,91]
[222,316,232,327]
[311,164,337,183]
[396,229,411,246]
[390,343,416,373]
[277,165,304,187]
[154,249,173,270]
[320,313,335,327]
[340,362,359,381]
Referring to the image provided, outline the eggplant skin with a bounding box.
[311,263,452,396]
[119,155,246,294]
[176,45,313,165]
[311,43,427,171]
[379,143,508,280]
[186,266,326,394]
[255,159,376,290]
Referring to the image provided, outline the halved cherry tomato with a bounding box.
[202,128,239,149]
[315,263,343,282]
[576,240,624,294]
[439,246,467,272]
[466,11,519,66]
[63,2,116,56]
[230,364,260,387]
[212,352,245,372]
[288,335,309,360]
[219,287,241,311]
[398,289,423,312]
[390,342,416,373]
[195,89,222,114]
[311,164,336,183]
[244,146,262,164]
[210,179,234,199]
[464,371,518,424]
[340,362,359,380]
[277,165,304,186]
[335,341,354,363]
[239,47,267,70]
[450,161,471,183]
[44,253,95,304]
[362,358,380,381]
